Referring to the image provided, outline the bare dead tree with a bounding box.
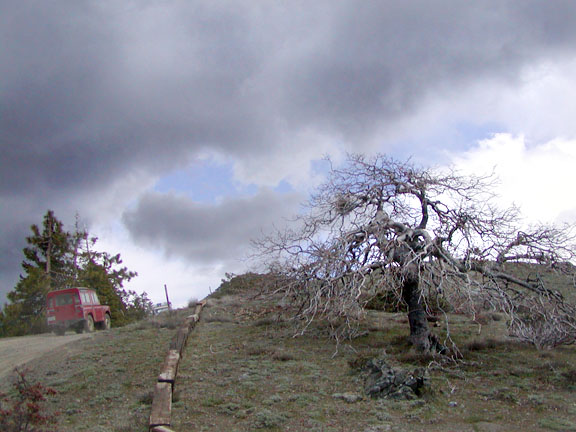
[256,154,576,353]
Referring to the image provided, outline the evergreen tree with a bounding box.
[0,211,71,335]
[121,290,154,322]
[6,268,51,334]
[22,210,72,287]
[0,210,145,337]
[76,250,138,327]
[0,301,24,337]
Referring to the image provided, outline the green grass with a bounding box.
[5,275,575,432]
[1,310,190,432]
[171,286,576,432]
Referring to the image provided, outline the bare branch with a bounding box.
[256,154,576,352]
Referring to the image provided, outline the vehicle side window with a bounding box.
[48,298,54,308]
[82,292,90,304]
[91,293,100,305]
[55,294,73,306]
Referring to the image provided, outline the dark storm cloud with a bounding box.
[122,190,302,263]
[0,0,268,195]
[4,1,576,194]
[282,1,576,138]
[3,0,576,299]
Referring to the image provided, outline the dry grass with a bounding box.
[170,288,576,432]
[1,312,189,432]
[6,281,575,432]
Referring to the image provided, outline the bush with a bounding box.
[0,369,57,432]
[364,290,406,312]
[463,338,499,352]
[364,289,451,315]
[508,300,576,349]
[209,272,284,299]
[252,409,287,429]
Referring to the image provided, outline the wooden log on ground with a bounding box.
[149,382,172,428]
[169,326,190,355]
[194,301,206,316]
[158,349,180,384]
[185,314,199,326]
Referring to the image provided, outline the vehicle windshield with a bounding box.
[54,293,77,306]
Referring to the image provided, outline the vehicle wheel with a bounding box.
[84,315,95,333]
[103,314,111,330]
[74,325,83,334]
[55,327,66,336]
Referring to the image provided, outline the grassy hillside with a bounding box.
[500,262,576,301]
[3,270,575,431]
[172,279,576,432]
[0,311,189,432]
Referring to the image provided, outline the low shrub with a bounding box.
[271,351,296,362]
[137,390,154,405]
[210,273,268,299]
[247,346,273,356]
[187,298,199,308]
[463,338,499,352]
[204,314,235,324]
[0,368,57,432]
[560,368,576,389]
[252,409,287,429]
[364,290,406,312]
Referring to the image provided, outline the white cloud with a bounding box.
[93,222,221,307]
[369,58,576,163]
[231,128,343,189]
[496,59,576,141]
[115,188,304,306]
[450,133,576,224]
[5,1,576,306]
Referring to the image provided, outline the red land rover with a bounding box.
[46,287,111,335]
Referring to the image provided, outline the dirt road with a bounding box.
[0,332,93,380]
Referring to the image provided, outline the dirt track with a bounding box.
[0,332,93,380]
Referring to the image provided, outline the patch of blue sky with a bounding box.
[387,120,505,165]
[274,179,294,194]
[154,158,297,201]
[452,121,504,145]
[154,159,258,202]
[311,158,332,177]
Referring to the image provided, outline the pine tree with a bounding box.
[22,210,72,287]
[1,210,144,337]
[75,234,138,326]
[4,268,50,334]
[77,255,137,327]
[0,211,72,335]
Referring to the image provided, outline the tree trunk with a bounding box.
[46,216,52,277]
[401,268,433,352]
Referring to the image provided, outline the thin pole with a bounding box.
[164,284,172,311]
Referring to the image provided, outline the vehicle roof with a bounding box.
[46,287,95,296]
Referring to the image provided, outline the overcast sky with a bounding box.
[2,1,576,306]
